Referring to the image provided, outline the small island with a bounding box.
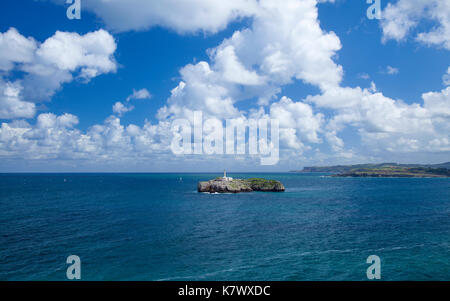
[291,163,450,178]
[198,171,285,193]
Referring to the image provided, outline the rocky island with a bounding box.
[198,171,285,193]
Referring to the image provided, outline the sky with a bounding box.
[0,0,449,172]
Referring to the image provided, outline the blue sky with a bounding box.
[0,0,449,172]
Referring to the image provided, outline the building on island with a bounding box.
[223,170,233,181]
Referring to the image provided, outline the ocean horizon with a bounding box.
[1,173,449,281]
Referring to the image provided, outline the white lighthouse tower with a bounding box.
[223,170,233,181]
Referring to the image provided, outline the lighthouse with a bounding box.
[223,170,233,181]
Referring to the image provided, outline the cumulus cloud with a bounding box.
[126,88,152,101]
[53,0,336,35]
[112,88,152,116]
[157,62,243,121]
[0,28,36,71]
[112,102,134,116]
[381,0,450,50]
[157,0,343,124]
[0,28,117,119]
[307,84,450,154]
[423,86,450,118]
[78,0,260,34]
[269,96,323,150]
[0,112,173,164]
[213,45,265,86]
[34,30,116,78]
[21,29,117,100]
[1,0,449,170]
[0,113,79,159]
[0,80,35,119]
[221,0,343,91]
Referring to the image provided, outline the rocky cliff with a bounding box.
[198,178,285,193]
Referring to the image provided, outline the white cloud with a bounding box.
[79,0,260,34]
[113,88,152,116]
[157,62,243,121]
[213,45,265,86]
[307,84,450,154]
[386,66,399,75]
[0,80,35,119]
[381,0,450,50]
[157,0,343,122]
[0,112,173,163]
[1,0,448,170]
[423,86,450,118]
[0,28,117,119]
[34,30,116,77]
[0,28,36,71]
[53,0,336,35]
[269,96,324,149]
[126,88,152,101]
[112,102,134,116]
[22,29,117,100]
[222,0,343,91]
[0,113,80,159]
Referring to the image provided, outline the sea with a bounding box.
[0,173,449,281]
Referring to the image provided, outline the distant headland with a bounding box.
[198,171,285,193]
[291,162,450,178]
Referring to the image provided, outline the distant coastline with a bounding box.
[291,162,450,178]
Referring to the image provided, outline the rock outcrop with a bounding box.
[198,178,285,193]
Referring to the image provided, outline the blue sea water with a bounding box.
[0,173,449,281]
